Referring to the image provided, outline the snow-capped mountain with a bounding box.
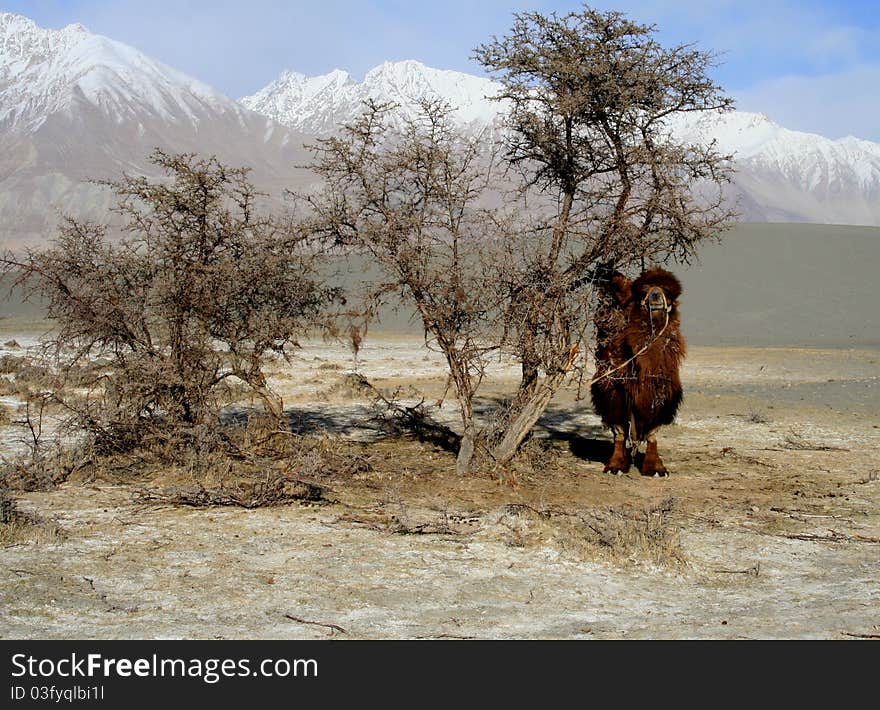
[240,60,503,135]
[2,10,879,245]
[670,111,880,191]
[244,61,880,226]
[0,12,309,247]
[668,111,880,224]
[0,12,241,132]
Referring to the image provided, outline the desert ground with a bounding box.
[1,224,878,639]
[1,333,878,639]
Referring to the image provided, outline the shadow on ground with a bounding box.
[222,398,616,463]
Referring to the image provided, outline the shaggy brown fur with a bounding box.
[591,267,685,476]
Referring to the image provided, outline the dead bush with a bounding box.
[58,411,373,508]
[491,497,686,567]
[0,486,19,524]
[577,499,686,566]
[782,429,848,452]
[0,377,15,396]
[0,485,65,546]
[318,372,375,401]
[746,408,771,424]
[509,437,557,475]
[1,441,90,492]
[4,150,340,465]
[0,354,25,374]
[134,476,328,509]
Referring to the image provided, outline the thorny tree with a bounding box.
[304,100,507,473]
[305,5,735,474]
[308,4,735,474]
[5,150,337,452]
[473,5,737,464]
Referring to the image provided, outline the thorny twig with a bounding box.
[283,614,347,635]
[712,565,760,577]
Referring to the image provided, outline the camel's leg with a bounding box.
[639,429,669,477]
[604,425,631,474]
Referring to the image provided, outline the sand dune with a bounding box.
[2,223,877,351]
[680,223,879,348]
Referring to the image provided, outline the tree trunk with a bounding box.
[520,359,539,400]
[490,374,564,467]
[456,424,477,475]
[255,386,284,423]
[169,383,197,424]
[243,372,284,424]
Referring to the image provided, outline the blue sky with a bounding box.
[4,0,880,140]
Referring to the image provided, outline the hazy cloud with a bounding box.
[735,64,880,142]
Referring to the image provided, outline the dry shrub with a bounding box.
[0,373,378,507]
[134,476,327,509]
[781,429,848,452]
[73,414,373,509]
[507,437,557,476]
[746,408,771,424]
[13,363,54,388]
[577,499,686,567]
[5,150,340,461]
[222,414,373,477]
[0,354,25,374]
[367,387,461,455]
[318,372,374,401]
[0,486,20,524]
[0,485,65,546]
[490,497,686,567]
[1,442,91,492]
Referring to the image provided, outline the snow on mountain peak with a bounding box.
[241,59,503,134]
[668,109,880,191]
[2,12,880,227]
[1,12,87,63]
[0,12,238,132]
[242,59,880,222]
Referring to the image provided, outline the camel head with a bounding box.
[629,267,682,325]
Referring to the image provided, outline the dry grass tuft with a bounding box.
[506,437,559,477]
[73,416,375,509]
[317,372,375,400]
[134,476,328,509]
[781,429,848,452]
[746,408,771,424]
[488,497,686,567]
[0,486,65,546]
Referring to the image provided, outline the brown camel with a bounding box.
[591,267,685,476]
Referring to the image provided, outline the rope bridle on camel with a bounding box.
[582,289,672,458]
[583,289,671,389]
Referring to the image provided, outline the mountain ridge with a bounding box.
[1,11,879,245]
[0,12,311,248]
[242,60,880,226]
[240,59,504,135]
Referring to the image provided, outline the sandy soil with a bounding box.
[1,336,879,639]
